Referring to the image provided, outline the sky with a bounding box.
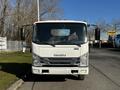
[60,0,120,24]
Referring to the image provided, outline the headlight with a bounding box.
[33,59,42,66]
[32,54,44,66]
[80,53,89,66]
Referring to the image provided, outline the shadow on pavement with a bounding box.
[26,75,66,82]
[107,48,120,52]
[24,73,79,82]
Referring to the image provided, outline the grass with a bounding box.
[0,52,32,90]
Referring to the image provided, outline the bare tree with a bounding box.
[10,0,63,40]
[38,0,63,20]
[0,0,63,40]
[0,0,9,36]
[112,19,120,33]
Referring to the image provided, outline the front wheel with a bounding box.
[78,75,85,80]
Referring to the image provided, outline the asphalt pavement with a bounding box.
[18,48,120,90]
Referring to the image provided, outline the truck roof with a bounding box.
[34,20,87,25]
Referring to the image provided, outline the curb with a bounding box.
[7,79,24,90]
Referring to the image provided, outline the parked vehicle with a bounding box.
[114,34,120,48]
[31,20,89,80]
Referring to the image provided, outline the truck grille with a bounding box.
[46,58,79,65]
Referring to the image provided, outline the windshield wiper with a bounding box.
[68,41,81,47]
[35,40,81,47]
[35,41,55,47]
[42,42,56,47]
[55,41,81,47]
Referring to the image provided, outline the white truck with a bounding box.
[32,20,89,80]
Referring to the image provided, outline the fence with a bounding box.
[0,37,7,50]
[7,41,23,51]
[0,36,29,52]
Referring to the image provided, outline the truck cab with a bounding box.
[32,20,89,80]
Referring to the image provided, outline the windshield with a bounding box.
[32,23,87,45]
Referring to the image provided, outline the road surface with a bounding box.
[18,48,120,90]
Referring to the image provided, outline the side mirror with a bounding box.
[95,27,100,40]
[20,28,25,40]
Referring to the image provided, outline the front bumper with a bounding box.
[32,66,89,75]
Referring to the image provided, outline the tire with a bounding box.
[78,75,85,80]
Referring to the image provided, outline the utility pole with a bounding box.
[37,0,40,21]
